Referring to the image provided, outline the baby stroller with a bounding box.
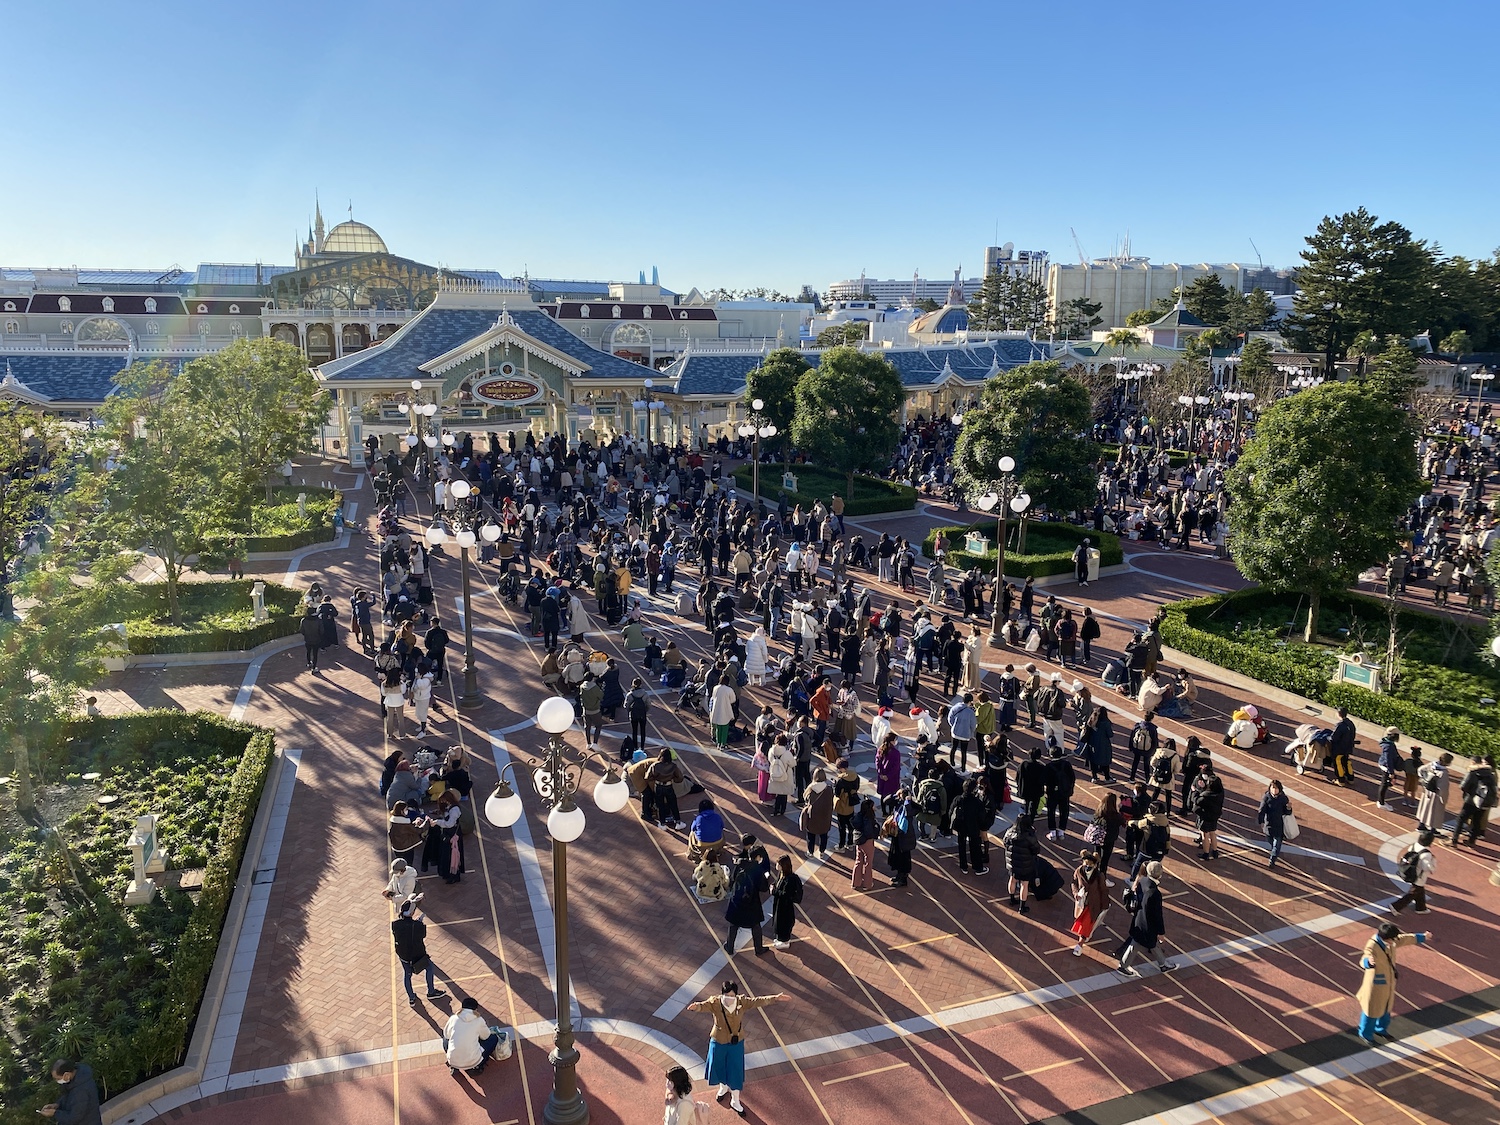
[1286,723,1333,775]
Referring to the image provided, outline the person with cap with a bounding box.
[1374,727,1403,811]
[391,897,447,1007]
[1354,922,1431,1044]
[443,996,503,1075]
[684,980,789,1118]
[1115,860,1176,976]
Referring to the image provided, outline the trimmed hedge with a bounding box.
[0,711,275,1118]
[201,486,342,558]
[921,521,1123,579]
[730,464,917,516]
[1160,588,1500,760]
[110,580,304,655]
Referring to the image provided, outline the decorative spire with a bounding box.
[314,194,325,253]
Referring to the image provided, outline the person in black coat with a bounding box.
[316,595,340,648]
[951,776,991,874]
[1003,814,1041,913]
[1044,744,1077,842]
[539,591,561,651]
[1079,607,1102,666]
[299,609,323,671]
[40,1058,102,1125]
[1328,707,1357,787]
[1115,862,1176,976]
[424,618,450,684]
[600,659,624,719]
[1016,747,1048,821]
[724,845,771,954]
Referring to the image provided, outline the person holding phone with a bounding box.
[37,1058,101,1124]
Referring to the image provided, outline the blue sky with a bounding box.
[3,1,1497,292]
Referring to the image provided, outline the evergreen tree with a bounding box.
[1181,273,1233,326]
[790,347,904,499]
[968,269,1049,333]
[745,348,809,467]
[1054,297,1103,340]
[1362,340,1424,403]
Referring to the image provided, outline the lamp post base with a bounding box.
[459,663,481,710]
[543,1045,589,1125]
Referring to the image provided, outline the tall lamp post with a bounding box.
[396,379,440,479]
[632,378,665,445]
[485,697,631,1125]
[1177,393,1210,450]
[1223,390,1255,447]
[424,479,497,709]
[736,397,778,514]
[1471,369,1495,409]
[974,455,1031,647]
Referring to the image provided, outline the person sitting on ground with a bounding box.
[689,797,725,862]
[443,996,503,1075]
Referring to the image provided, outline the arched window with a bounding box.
[59,320,74,334]
[102,297,115,313]
[230,321,245,336]
[144,297,157,313]
[198,320,211,337]
[308,326,331,349]
[612,323,651,347]
[146,322,160,336]
[57,297,71,313]
[273,325,298,345]
[341,324,365,350]
[3,320,17,334]
[76,317,132,343]
[579,305,590,318]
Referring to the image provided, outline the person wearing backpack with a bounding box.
[722,845,771,956]
[832,758,861,851]
[1003,813,1042,913]
[1128,712,1159,782]
[887,792,919,887]
[766,734,796,817]
[1188,762,1226,860]
[1128,801,1171,880]
[770,855,805,949]
[1256,779,1293,868]
[1450,755,1498,847]
[1391,830,1436,913]
[915,772,949,840]
[1147,738,1178,815]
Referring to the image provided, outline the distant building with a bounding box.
[826,267,982,306]
[1046,259,1297,330]
[983,243,1049,282]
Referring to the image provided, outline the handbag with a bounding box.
[1083,821,1106,847]
[1282,811,1300,840]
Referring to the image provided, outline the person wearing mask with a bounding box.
[1416,752,1454,834]
[951,775,991,875]
[1016,747,1048,821]
[1068,850,1109,957]
[767,734,796,817]
[1256,779,1293,868]
[1187,760,1226,860]
[833,758,861,852]
[1354,923,1432,1044]
[887,790,919,888]
[1115,861,1176,977]
[38,1058,101,1125]
[684,981,789,1118]
[800,767,835,858]
[1328,707,1357,787]
[947,692,978,772]
[1374,728,1404,812]
[1128,801,1171,880]
[770,854,804,950]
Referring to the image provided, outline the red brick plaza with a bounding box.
[103,461,1500,1125]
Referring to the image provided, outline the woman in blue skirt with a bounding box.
[685,981,789,1117]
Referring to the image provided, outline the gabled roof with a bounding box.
[1147,301,1208,330]
[0,353,138,403]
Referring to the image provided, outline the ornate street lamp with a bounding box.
[485,697,630,1125]
[1177,393,1210,449]
[975,455,1030,646]
[736,397,779,514]
[427,478,487,709]
[1223,390,1256,446]
[632,378,665,445]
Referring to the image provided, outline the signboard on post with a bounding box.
[1334,654,1382,693]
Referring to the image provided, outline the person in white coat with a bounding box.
[569,591,588,639]
[745,626,769,685]
[1415,753,1453,834]
[709,680,737,748]
[767,735,797,816]
[444,997,501,1073]
[411,671,434,737]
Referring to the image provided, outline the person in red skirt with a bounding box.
[1068,850,1110,957]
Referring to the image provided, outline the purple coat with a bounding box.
[876,745,902,797]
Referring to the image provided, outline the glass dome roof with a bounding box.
[321,221,388,256]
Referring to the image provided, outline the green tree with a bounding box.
[94,362,239,626]
[1241,287,1279,332]
[1181,272,1234,325]
[1440,329,1473,356]
[1284,208,1438,373]
[1362,340,1424,403]
[0,402,62,585]
[1104,328,1142,349]
[790,347,904,499]
[815,322,868,348]
[1124,307,1158,328]
[968,270,1049,334]
[745,347,809,468]
[1054,296,1103,340]
[172,337,327,502]
[953,360,1095,516]
[913,297,941,312]
[1235,336,1277,402]
[1226,382,1423,641]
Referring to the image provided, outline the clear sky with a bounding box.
[3,1,1497,293]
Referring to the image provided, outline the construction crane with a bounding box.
[1070,228,1089,267]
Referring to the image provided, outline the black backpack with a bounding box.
[1145,821,1169,856]
[1397,847,1423,884]
[1471,775,1494,809]
[1151,754,1173,784]
[919,780,945,817]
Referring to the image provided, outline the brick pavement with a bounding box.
[103,458,1500,1124]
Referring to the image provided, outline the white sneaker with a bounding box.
[1378,804,1395,812]
[772,940,790,950]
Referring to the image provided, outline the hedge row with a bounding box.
[920,521,1123,579]
[200,486,342,557]
[116,580,304,655]
[729,464,917,516]
[1096,442,1194,469]
[1160,590,1500,760]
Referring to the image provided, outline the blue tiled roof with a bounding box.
[671,341,1052,398]
[319,303,656,382]
[1,353,135,403]
[320,306,502,381]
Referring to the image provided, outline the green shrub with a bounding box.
[1096,442,1194,469]
[104,580,304,655]
[1160,587,1500,759]
[200,486,342,559]
[920,521,1123,579]
[729,464,917,515]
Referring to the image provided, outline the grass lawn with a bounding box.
[922,521,1123,579]
[730,464,916,515]
[0,712,275,1119]
[107,579,303,655]
[200,485,342,559]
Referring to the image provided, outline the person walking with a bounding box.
[1115,861,1176,976]
[1354,922,1432,1044]
[1256,779,1293,868]
[1045,743,1076,842]
[1450,755,1497,847]
[851,796,880,891]
[391,898,447,1007]
[685,981,789,1118]
[1068,850,1109,957]
[37,1058,101,1125]
[300,607,323,672]
[1391,831,1437,914]
[771,854,804,949]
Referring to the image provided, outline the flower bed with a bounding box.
[0,711,276,1119]
[730,464,916,515]
[108,580,304,655]
[1160,587,1500,759]
[921,521,1123,579]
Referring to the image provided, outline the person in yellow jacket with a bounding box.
[1355,921,1431,1044]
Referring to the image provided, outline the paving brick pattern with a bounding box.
[106,458,1500,1124]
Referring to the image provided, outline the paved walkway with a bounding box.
[103,458,1500,1125]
